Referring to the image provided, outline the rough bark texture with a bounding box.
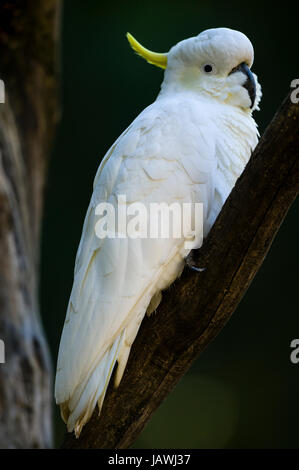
[0,1,60,448]
[62,91,299,449]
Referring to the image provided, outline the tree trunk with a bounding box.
[62,90,299,449]
[0,0,61,448]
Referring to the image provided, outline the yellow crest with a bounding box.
[127,33,167,69]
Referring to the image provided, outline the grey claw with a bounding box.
[189,265,206,273]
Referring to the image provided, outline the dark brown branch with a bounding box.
[62,90,299,449]
[0,1,61,448]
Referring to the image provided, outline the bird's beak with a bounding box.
[127,33,168,69]
[230,62,256,108]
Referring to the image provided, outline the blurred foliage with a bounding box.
[40,0,299,448]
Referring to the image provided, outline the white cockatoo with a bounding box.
[55,27,262,436]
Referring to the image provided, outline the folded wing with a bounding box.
[55,101,217,436]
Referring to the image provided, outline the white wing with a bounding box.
[55,97,217,436]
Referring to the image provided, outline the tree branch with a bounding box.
[62,90,299,449]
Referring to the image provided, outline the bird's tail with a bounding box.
[59,314,143,438]
[60,330,124,437]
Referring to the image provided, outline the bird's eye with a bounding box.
[202,63,216,74]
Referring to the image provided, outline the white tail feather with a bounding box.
[62,330,124,437]
[60,311,147,437]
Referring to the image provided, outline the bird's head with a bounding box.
[127,28,261,111]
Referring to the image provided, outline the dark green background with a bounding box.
[40,0,299,448]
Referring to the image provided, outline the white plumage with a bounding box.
[55,27,261,436]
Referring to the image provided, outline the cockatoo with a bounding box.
[55,27,261,437]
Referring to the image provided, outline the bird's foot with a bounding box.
[188,265,206,273]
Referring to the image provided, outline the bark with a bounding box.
[0,1,60,448]
[62,90,299,449]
